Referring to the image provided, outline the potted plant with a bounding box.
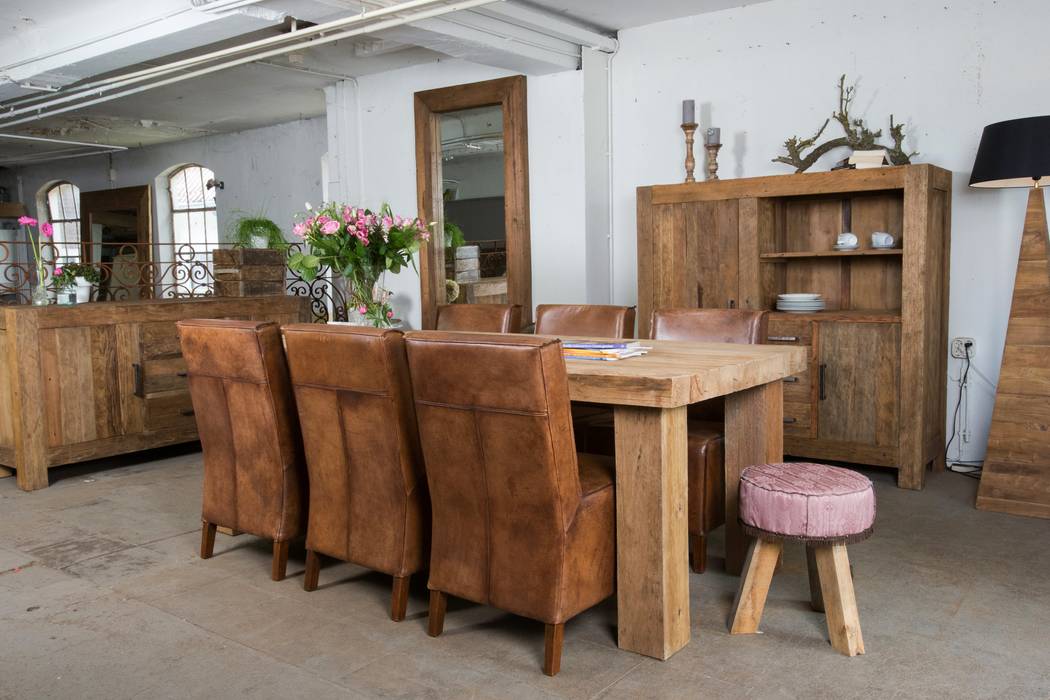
[53,263,101,304]
[287,202,430,327]
[227,214,288,250]
[18,215,53,305]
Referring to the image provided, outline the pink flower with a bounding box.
[292,222,307,237]
[358,305,368,315]
[386,310,394,319]
[381,216,393,231]
[18,216,37,227]
[41,222,53,237]
[321,219,340,235]
[53,266,63,276]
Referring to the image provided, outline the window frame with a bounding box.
[44,181,82,264]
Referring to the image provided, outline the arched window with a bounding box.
[45,181,81,264]
[168,164,218,258]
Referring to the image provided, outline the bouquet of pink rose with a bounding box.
[19,215,54,305]
[287,202,431,326]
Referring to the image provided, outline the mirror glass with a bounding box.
[439,105,506,304]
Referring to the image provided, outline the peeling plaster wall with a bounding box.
[12,117,327,244]
[609,0,1050,463]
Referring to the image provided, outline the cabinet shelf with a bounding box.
[760,249,902,262]
[769,309,902,323]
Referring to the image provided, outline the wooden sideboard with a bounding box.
[637,165,951,489]
[0,295,310,491]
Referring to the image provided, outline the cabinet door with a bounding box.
[817,322,900,448]
[688,200,740,309]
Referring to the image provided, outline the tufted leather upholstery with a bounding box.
[436,303,522,333]
[534,304,636,339]
[177,319,306,577]
[404,331,615,628]
[281,324,428,595]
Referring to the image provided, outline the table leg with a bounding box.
[613,404,689,660]
[724,380,783,575]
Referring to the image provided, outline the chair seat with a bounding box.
[739,462,875,543]
[578,453,614,496]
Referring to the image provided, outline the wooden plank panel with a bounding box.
[636,187,655,337]
[91,325,121,440]
[55,327,97,445]
[0,331,13,449]
[39,329,62,447]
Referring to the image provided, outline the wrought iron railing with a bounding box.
[0,239,344,322]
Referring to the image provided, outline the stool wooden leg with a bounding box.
[813,543,864,656]
[729,538,783,634]
[806,546,824,612]
[200,521,217,559]
[543,623,565,676]
[689,533,707,574]
[427,590,447,637]
[271,540,289,582]
[303,550,321,592]
[390,575,410,622]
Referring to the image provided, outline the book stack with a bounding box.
[848,149,890,169]
[562,341,650,361]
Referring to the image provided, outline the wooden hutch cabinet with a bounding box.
[637,165,951,489]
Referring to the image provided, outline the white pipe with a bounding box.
[0,147,126,167]
[1,0,475,119]
[0,132,128,150]
[0,0,499,130]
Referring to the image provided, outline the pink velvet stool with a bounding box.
[728,462,875,657]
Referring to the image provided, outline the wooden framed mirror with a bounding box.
[80,185,152,300]
[414,76,531,329]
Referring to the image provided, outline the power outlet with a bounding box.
[951,337,976,359]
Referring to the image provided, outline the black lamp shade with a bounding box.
[970,116,1050,188]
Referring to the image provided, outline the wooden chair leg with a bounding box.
[390,575,410,622]
[271,540,289,582]
[427,590,447,637]
[689,533,707,574]
[200,521,217,559]
[813,543,865,656]
[806,546,824,612]
[543,623,565,676]
[303,549,321,592]
[728,537,783,634]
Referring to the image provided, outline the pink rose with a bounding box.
[386,310,394,319]
[321,219,340,235]
[292,222,306,237]
[358,305,368,315]
[18,216,37,227]
[53,266,63,276]
[41,222,53,237]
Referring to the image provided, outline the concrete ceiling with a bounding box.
[0,0,770,166]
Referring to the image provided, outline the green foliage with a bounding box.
[227,213,287,250]
[444,220,466,249]
[53,262,101,289]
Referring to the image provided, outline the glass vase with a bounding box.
[31,283,49,306]
[337,267,393,328]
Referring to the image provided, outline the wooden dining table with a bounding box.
[558,337,807,661]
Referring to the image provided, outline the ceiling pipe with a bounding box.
[0,0,500,130]
[0,132,129,150]
[1,0,476,119]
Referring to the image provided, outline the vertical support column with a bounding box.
[613,404,690,660]
[724,380,784,575]
[9,310,48,491]
[583,47,612,305]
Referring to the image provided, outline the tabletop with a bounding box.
[557,337,808,408]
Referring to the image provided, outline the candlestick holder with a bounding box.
[704,142,722,181]
[681,122,698,183]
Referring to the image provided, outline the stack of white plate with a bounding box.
[776,293,825,313]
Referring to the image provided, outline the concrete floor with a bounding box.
[2,449,1049,700]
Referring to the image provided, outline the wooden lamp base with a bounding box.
[976,186,1050,518]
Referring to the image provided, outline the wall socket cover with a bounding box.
[951,337,975,359]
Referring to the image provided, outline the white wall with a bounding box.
[12,117,327,244]
[330,59,587,328]
[442,153,504,200]
[609,0,1050,463]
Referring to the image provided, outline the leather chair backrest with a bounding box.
[534,304,636,339]
[404,331,581,613]
[177,319,304,542]
[281,324,426,576]
[650,308,769,344]
[436,303,522,333]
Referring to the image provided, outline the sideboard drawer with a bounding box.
[766,318,814,346]
[783,401,815,438]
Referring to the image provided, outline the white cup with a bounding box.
[837,232,858,247]
[871,231,895,247]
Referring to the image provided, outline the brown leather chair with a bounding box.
[404,331,615,676]
[534,304,636,338]
[281,324,428,621]
[580,308,768,574]
[177,319,306,582]
[435,303,522,333]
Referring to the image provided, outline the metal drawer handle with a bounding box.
[783,376,799,383]
[176,371,188,378]
[180,408,195,417]
[819,363,827,401]
[768,335,799,342]
[133,363,144,398]
[783,417,798,424]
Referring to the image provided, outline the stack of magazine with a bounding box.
[562,340,650,361]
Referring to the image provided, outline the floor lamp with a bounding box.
[970,116,1050,518]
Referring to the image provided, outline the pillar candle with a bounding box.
[682,99,695,125]
[705,127,721,145]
